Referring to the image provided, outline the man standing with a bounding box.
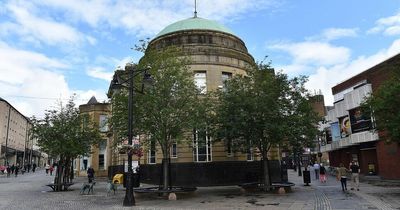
[350,161,360,191]
[313,162,320,180]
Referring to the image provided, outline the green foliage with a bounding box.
[214,61,319,188]
[31,98,103,159]
[361,70,400,143]
[215,63,319,156]
[31,97,102,190]
[110,45,206,156]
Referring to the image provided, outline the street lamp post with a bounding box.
[124,66,135,206]
[110,63,152,207]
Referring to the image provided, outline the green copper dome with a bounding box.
[155,17,235,38]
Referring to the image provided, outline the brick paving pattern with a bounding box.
[1,168,400,209]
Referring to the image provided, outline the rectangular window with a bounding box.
[247,147,254,161]
[226,140,233,157]
[193,129,212,162]
[221,72,232,91]
[148,141,156,164]
[194,72,207,94]
[171,142,177,158]
[99,115,109,132]
[98,154,105,170]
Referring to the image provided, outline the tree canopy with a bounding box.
[361,70,400,143]
[110,45,208,189]
[214,62,319,189]
[31,98,102,190]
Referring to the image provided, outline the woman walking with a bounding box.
[319,163,327,183]
[337,163,348,191]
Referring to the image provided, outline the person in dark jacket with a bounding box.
[319,163,327,183]
[87,167,95,183]
[32,163,37,173]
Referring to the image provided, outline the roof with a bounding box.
[87,96,98,105]
[155,17,235,38]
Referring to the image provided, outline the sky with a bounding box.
[0,0,400,118]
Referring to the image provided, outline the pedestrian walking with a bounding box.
[87,167,95,183]
[337,163,349,191]
[27,163,31,173]
[10,164,15,174]
[45,163,50,175]
[319,163,327,183]
[6,165,10,177]
[49,165,54,176]
[15,164,19,177]
[32,163,37,173]
[350,161,360,191]
[313,162,320,180]
[0,165,5,174]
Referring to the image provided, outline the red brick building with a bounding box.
[321,53,400,179]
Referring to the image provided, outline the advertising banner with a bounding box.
[349,108,372,133]
[339,116,351,138]
[330,122,341,141]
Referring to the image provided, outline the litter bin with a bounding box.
[133,173,140,187]
[113,174,124,184]
[368,163,376,175]
[303,170,311,186]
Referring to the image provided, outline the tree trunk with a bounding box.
[54,160,64,191]
[262,154,272,192]
[297,154,302,176]
[162,156,170,190]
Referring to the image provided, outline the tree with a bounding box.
[214,62,319,190]
[31,98,102,191]
[284,76,320,175]
[361,70,400,143]
[111,46,205,190]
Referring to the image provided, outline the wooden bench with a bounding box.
[46,183,74,191]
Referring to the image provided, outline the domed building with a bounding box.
[105,14,287,187]
[140,16,256,165]
[149,16,254,93]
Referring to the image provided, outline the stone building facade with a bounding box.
[76,96,113,177]
[0,97,41,167]
[138,16,265,165]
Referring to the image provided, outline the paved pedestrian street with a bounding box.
[1,169,400,210]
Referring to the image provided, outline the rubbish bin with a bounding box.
[133,173,140,187]
[303,170,311,186]
[113,174,124,184]
[368,163,376,175]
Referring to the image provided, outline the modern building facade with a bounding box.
[0,97,42,167]
[321,53,400,179]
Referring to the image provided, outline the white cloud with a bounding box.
[367,12,400,36]
[384,25,400,36]
[319,28,358,41]
[270,41,350,68]
[3,1,95,46]
[31,0,277,37]
[0,43,107,117]
[306,39,400,105]
[86,67,113,81]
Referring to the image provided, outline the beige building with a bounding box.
[76,96,113,177]
[126,16,270,165]
[0,97,41,167]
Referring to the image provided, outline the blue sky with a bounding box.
[0,0,399,117]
